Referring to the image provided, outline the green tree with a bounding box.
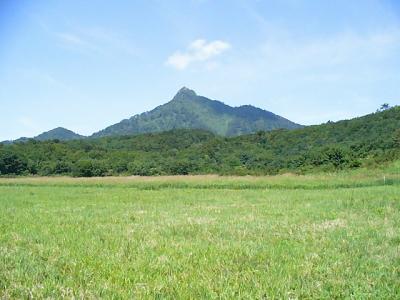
[72,160,107,177]
[378,103,390,112]
[0,150,28,175]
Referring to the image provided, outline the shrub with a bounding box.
[0,150,28,175]
[72,160,107,177]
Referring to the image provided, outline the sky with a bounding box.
[1,0,400,140]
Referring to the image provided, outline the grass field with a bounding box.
[1,168,400,298]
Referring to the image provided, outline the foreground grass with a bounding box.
[0,176,399,298]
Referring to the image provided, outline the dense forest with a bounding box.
[1,107,399,177]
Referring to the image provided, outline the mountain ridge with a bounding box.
[91,87,302,137]
[4,127,85,144]
[3,87,302,142]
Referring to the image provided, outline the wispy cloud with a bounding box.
[56,32,86,46]
[259,30,400,72]
[166,39,231,70]
[17,68,71,90]
[54,27,139,57]
[34,17,139,57]
[187,29,400,124]
[56,32,92,47]
[79,27,139,56]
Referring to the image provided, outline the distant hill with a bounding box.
[5,127,85,144]
[92,87,302,137]
[34,127,85,141]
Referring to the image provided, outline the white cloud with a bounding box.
[181,29,400,125]
[166,39,231,70]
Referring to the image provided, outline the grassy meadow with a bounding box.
[1,167,400,298]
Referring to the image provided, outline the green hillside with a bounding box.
[34,127,85,141]
[1,106,399,176]
[92,87,301,137]
[5,127,85,144]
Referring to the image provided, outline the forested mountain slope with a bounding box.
[92,87,301,137]
[1,107,399,176]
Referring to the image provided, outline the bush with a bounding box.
[167,160,196,175]
[72,160,107,177]
[0,150,28,175]
[127,160,162,176]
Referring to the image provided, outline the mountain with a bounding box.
[92,87,302,137]
[2,106,399,176]
[5,127,85,143]
[34,127,85,141]
[3,88,301,143]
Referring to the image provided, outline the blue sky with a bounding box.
[1,0,399,140]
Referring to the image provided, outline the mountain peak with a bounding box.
[173,87,197,99]
[35,127,84,141]
[51,127,70,132]
[92,88,302,137]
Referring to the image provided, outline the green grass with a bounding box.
[1,173,399,298]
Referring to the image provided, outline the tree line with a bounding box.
[1,107,399,177]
